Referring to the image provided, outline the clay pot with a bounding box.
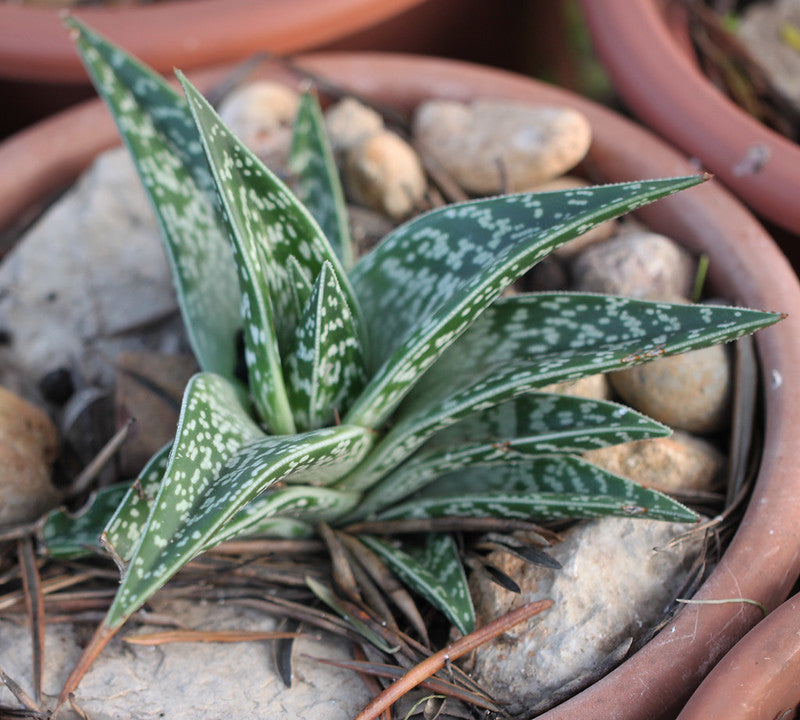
[1,52,800,719]
[579,0,800,237]
[677,592,800,720]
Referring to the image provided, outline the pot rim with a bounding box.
[579,0,800,236]
[676,591,800,720]
[0,0,427,83]
[2,51,799,720]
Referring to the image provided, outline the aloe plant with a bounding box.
[52,18,782,704]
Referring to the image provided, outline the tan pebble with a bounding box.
[572,231,696,301]
[218,82,300,167]
[0,386,61,523]
[344,130,427,220]
[584,430,725,493]
[610,344,732,434]
[541,373,612,401]
[412,99,591,194]
[325,97,385,154]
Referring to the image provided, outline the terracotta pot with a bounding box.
[2,52,800,719]
[578,0,800,237]
[677,592,800,720]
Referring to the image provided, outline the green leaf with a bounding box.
[360,534,475,635]
[66,18,241,379]
[285,261,367,431]
[176,73,364,383]
[42,485,130,559]
[341,294,781,491]
[344,177,706,429]
[354,393,669,517]
[289,91,354,270]
[286,255,314,320]
[101,443,172,567]
[106,376,373,628]
[380,455,698,523]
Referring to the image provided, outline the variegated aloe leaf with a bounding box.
[289,91,354,270]
[360,534,475,635]
[176,73,364,373]
[344,176,706,429]
[210,486,360,545]
[286,255,314,320]
[107,409,374,629]
[101,443,171,567]
[380,455,698,523]
[353,394,669,517]
[285,261,367,430]
[340,294,781,491]
[67,18,240,379]
[41,485,130,559]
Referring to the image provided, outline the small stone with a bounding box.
[218,81,300,168]
[344,130,427,220]
[325,97,385,154]
[584,431,726,494]
[541,372,612,401]
[610,345,732,434]
[413,99,591,194]
[572,231,696,300]
[348,204,395,256]
[0,385,61,524]
[468,516,703,715]
[529,176,618,258]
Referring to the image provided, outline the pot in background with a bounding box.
[579,0,800,238]
[1,51,799,719]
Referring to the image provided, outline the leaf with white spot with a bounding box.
[42,484,130,560]
[353,393,669,517]
[67,19,240,379]
[380,455,698,523]
[286,255,314,320]
[289,91,354,270]
[176,74,364,372]
[285,261,367,430]
[106,408,374,629]
[210,486,360,544]
[340,294,780,491]
[344,176,707,430]
[360,534,475,635]
[101,443,172,566]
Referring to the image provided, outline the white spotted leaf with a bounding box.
[339,294,781,491]
[353,393,670,517]
[67,18,241,379]
[176,73,364,376]
[289,91,354,270]
[285,261,367,431]
[344,177,707,429]
[380,455,698,523]
[360,534,475,635]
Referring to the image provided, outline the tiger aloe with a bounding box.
[52,18,782,704]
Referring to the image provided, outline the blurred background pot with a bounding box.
[677,592,800,720]
[579,0,800,240]
[1,51,800,719]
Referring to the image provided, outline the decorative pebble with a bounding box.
[584,430,725,494]
[610,344,732,434]
[0,386,60,524]
[572,231,696,300]
[218,82,300,167]
[325,97,385,154]
[467,516,704,716]
[343,130,427,220]
[412,99,591,194]
[541,372,612,401]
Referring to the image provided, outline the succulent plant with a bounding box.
[50,18,781,703]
